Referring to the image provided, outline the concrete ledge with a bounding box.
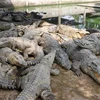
[0,0,100,7]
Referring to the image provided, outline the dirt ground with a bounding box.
[0,64,100,100]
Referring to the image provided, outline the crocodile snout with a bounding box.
[91,60,100,75]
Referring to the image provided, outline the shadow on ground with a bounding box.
[0,64,100,100]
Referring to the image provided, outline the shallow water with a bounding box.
[13,3,100,29]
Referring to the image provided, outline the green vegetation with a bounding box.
[86,16,100,29]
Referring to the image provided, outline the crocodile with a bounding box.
[0,21,15,31]
[61,39,82,74]
[0,47,27,67]
[0,37,44,65]
[61,39,80,57]
[0,11,43,22]
[0,63,18,89]
[22,24,57,40]
[0,24,18,38]
[70,49,100,84]
[16,50,56,100]
[20,64,60,76]
[61,40,100,84]
[74,33,100,55]
[22,28,43,40]
[38,33,71,70]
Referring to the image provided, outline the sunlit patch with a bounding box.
[88,67,100,83]
[93,71,100,82]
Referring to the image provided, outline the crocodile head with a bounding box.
[85,59,100,84]
[81,59,100,84]
[90,59,100,75]
[74,38,98,54]
[8,53,27,67]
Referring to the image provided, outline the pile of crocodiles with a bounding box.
[0,10,100,100]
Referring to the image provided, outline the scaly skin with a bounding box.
[61,39,82,75]
[0,47,27,67]
[61,40,100,84]
[0,26,18,38]
[0,37,44,65]
[74,33,100,55]
[61,39,80,57]
[38,33,71,70]
[0,63,18,89]
[58,24,89,39]
[70,49,100,84]
[16,50,56,100]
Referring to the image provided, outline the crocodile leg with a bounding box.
[50,68,60,76]
[0,64,17,89]
[21,67,60,77]
[20,66,36,76]
[27,46,44,66]
[23,52,28,60]
[0,76,17,89]
[41,89,55,100]
[71,60,82,76]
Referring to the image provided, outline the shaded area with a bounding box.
[0,2,100,100]
[0,0,14,10]
[0,64,100,100]
[0,10,44,26]
[43,12,100,29]
[51,64,100,100]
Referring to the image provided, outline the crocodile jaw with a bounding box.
[88,67,100,84]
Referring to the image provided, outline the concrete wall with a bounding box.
[0,0,100,7]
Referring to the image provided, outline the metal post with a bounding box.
[83,8,86,28]
[58,0,61,25]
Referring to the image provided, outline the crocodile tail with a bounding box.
[15,90,36,100]
[16,82,38,100]
[0,77,17,89]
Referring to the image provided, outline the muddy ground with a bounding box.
[0,64,100,100]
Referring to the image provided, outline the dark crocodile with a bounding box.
[61,39,100,84]
[74,33,100,55]
[38,33,71,70]
[70,49,100,84]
